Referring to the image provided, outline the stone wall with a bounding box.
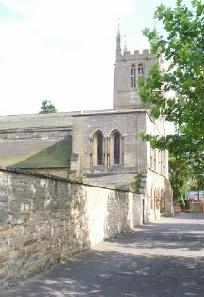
[71,110,148,175]
[146,169,173,221]
[22,167,73,179]
[0,168,143,289]
[190,201,204,213]
[113,47,157,110]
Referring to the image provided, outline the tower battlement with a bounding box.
[117,48,154,62]
[114,30,158,110]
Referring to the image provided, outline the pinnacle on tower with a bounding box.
[123,34,127,53]
[117,18,120,36]
[116,18,121,60]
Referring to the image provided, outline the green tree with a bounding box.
[188,177,204,190]
[169,156,189,202]
[138,0,204,180]
[39,100,57,114]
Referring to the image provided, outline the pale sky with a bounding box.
[0,0,186,115]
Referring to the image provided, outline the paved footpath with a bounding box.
[2,213,204,297]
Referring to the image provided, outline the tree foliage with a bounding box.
[39,100,57,114]
[138,0,204,180]
[169,156,189,201]
[188,177,204,190]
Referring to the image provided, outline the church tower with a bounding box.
[113,31,157,109]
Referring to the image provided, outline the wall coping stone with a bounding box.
[0,166,132,193]
[73,109,148,117]
[147,167,170,185]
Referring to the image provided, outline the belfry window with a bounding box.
[97,131,103,165]
[130,64,136,88]
[113,131,120,164]
[138,63,144,75]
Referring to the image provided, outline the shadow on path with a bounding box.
[2,213,204,297]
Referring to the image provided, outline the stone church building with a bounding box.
[0,31,173,222]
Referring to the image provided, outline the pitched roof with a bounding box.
[0,112,76,130]
[0,136,72,169]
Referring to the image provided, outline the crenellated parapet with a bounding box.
[114,31,158,110]
[117,48,153,61]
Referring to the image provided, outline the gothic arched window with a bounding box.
[96,131,103,165]
[113,131,120,164]
[92,130,104,166]
[130,64,136,88]
[138,63,144,75]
